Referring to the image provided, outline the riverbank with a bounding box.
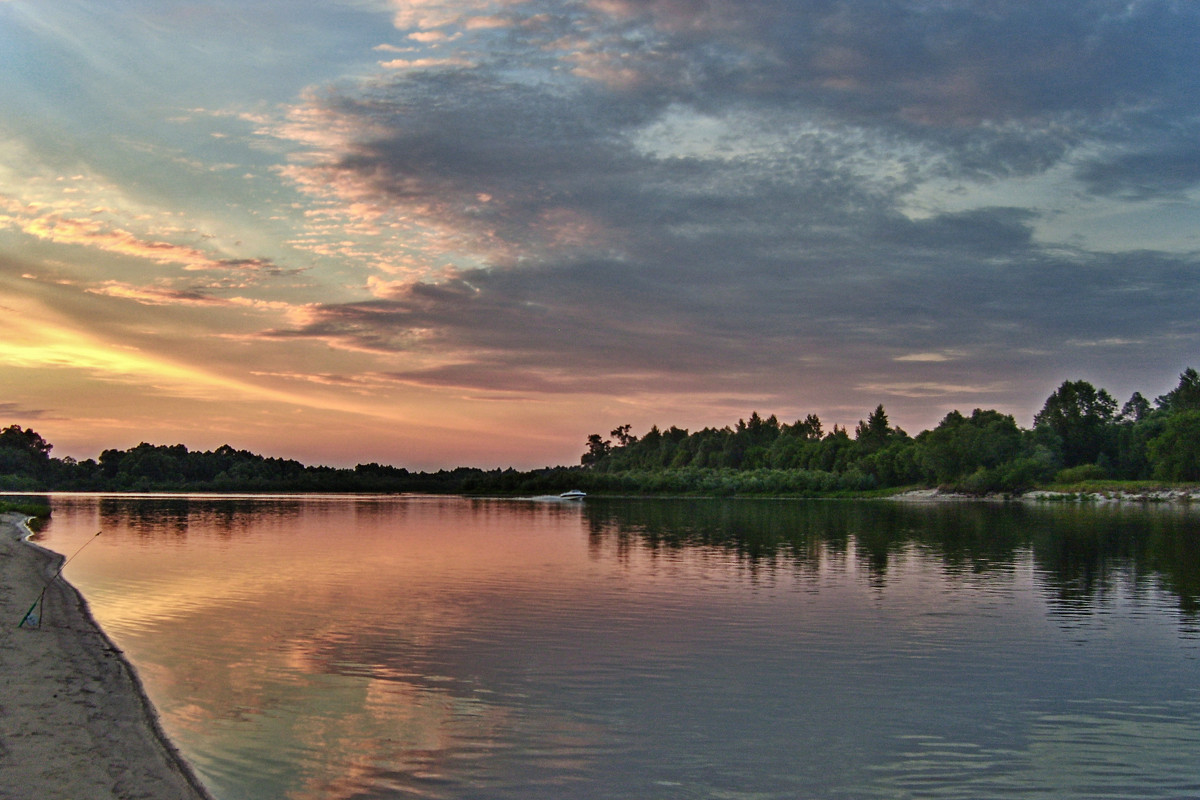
[0,512,212,800]
[890,486,1200,503]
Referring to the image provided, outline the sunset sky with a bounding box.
[3,0,1200,469]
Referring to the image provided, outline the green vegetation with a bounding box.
[573,368,1200,496]
[0,498,52,521]
[0,428,497,494]
[3,368,1200,497]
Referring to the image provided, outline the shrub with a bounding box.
[1054,463,1108,484]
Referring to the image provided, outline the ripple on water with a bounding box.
[864,697,1200,800]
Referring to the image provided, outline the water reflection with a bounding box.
[98,496,298,539]
[31,495,1200,800]
[583,497,1200,619]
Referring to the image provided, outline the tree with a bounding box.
[610,424,638,448]
[628,425,665,468]
[812,426,855,472]
[788,414,823,441]
[0,425,54,479]
[1118,392,1152,423]
[1155,368,1200,414]
[581,434,611,467]
[1146,410,1200,481]
[916,409,1022,484]
[855,405,895,454]
[861,439,920,486]
[1033,380,1118,468]
[0,425,52,458]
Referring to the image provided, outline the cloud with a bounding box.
[9,0,1200,452]
[87,282,231,307]
[18,212,292,273]
[85,281,302,312]
[1076,138,1200,199]
[379,57,475,69]
[855,381,1003,400]
[245,0,1200,428]
[268,1,1200,249]
[386,0,500,32]
[1,170,296,277]
[262,240,1200,414]
[894,352,964,364]
[0,403,48,420]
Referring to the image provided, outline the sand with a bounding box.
[0,513,213,800]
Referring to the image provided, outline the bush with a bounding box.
[1054,463,1108,483]
[959,467,1004,495]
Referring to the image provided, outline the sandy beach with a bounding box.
[0,512,212,800]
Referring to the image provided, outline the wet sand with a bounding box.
[0,513,212,800]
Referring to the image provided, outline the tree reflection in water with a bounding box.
[583,498,1200,621]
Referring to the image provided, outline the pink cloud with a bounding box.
[379,57,475,69]
[7,203,288,274]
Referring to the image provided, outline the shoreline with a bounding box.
[889,487,1200,504]
[0,512,213,800]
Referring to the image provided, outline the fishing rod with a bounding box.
[18,530,102,629]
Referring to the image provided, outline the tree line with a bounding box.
[0,431,492,494]
[576,368,1200,495]
[2,367,1198,496]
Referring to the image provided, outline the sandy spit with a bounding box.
[0,513,213,800]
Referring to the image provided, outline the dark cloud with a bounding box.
[622,1,1200,120]
[269,0,1200,422]
[1076,138,1200,199]
[0,403,48,420]
[271,238,1200,410]
[651,1,1199,185]
[878,208,1037,254]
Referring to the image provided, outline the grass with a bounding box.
[0,500,52,525]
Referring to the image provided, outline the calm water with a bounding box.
[29,494,1200,800]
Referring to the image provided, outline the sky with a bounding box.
[2,0,1200,470]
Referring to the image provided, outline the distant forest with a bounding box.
[3,368,1200,496]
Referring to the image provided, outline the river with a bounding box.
[32,494,1200,800]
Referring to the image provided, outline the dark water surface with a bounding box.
[33,495,1200,800]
